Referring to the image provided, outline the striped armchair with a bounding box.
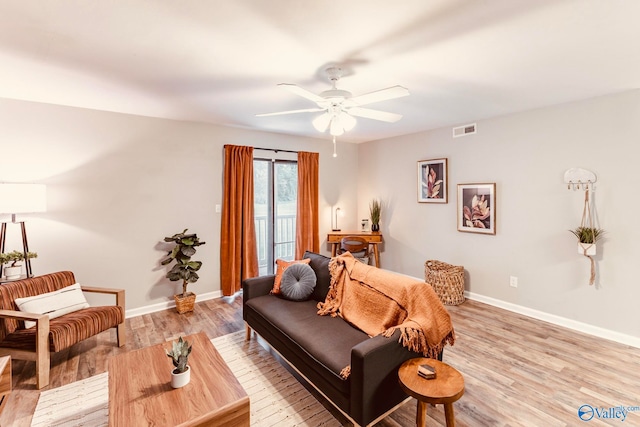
[0,271,125,389]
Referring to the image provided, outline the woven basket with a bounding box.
[174,292,196,314]
[424,260,465,305]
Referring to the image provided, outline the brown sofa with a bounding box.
[0,271,125,388]
[243,251,443,427]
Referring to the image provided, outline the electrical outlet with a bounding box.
[510,276,518,288]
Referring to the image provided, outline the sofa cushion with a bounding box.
[272,258,311,295]
[1,305,124,352]
[0,271,76,339]
[303,251,332,302]
[245,295,369,395]
[15,283,90,329]
[280,263,316,301]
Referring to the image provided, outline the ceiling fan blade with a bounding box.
[256,108,324,117]
[348,107,402,123]
[346,85,410,107]
[279,83,325,103]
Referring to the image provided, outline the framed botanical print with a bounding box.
[457,183,496,235]
[417,158,448,203]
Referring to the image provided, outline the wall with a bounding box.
[0,97,359,312]
[358,90,640,342]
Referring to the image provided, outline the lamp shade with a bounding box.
[312,112,332,133]
[0,184,47,214]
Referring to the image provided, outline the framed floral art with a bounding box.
[457,183,496,235]
[417,158,448,203]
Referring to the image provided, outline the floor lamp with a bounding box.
[0,184,47,280]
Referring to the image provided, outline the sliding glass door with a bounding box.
[254,159,298,276]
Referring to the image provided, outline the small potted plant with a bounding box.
[0,250,37,280]
[161,229,206,314]
[569,226,604,256]
[369,199,381,232]
[166,336,192,388]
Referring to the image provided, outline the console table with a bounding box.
[327,231,382,267]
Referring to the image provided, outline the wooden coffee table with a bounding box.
[398,358,464,427]
[0,356,11,416]
[108,331,249,427]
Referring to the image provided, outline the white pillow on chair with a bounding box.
[15,283,90,328]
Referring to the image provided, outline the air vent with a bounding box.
[453,123,477,138]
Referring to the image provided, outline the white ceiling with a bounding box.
[0,0,638,143]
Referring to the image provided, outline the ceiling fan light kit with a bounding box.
[258,66,410,139]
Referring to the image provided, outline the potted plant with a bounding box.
[369,199,381,232]
[569,226,604,256]
[0,250,37,279]
[161,229,206,314]
[166,336,192,388]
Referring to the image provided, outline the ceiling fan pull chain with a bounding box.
[333,136,337,158]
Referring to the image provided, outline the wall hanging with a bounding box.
[457,183,496,235]
[417,158,448,203]
[565,168,603,285]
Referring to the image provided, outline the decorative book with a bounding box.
[417,363,436,379]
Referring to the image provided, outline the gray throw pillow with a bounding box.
[280,263,317,301]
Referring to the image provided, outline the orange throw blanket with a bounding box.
[317,253,455,378]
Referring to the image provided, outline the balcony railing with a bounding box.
[255,214,296,275]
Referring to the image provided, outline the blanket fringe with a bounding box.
[383,326,456,359]
[316,257,342,316]
[339,365,351,379]
[339,329,456,379]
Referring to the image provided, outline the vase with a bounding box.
[171,365,191,388]
[4,265,22,280]
[578,242,596,256]
[371,223,380,232]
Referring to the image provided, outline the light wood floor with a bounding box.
[2,297,639,426]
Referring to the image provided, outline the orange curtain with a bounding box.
[295,151,320,258]
[220,145,258,296]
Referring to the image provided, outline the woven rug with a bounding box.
[31,331,340,427]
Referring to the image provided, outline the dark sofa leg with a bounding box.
[245,323,252,341]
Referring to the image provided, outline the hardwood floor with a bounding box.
[2,296,639,426]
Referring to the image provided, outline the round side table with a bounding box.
[398,358,464,427]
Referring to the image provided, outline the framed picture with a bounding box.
[417,158,448,203]
[457,183,496,235]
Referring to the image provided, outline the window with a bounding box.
[254,159,297,276]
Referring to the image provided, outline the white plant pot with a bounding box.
[578,242,596,256]
[170,365,190,388]
[4,265,22,279]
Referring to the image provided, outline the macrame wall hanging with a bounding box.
[564,168,600,286]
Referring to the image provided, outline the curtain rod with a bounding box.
[253,147,299,154]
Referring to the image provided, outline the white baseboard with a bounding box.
[465,291,640,349]
[123,286,639,349]
[125,291,221,318]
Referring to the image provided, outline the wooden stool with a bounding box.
[398,358,464,427]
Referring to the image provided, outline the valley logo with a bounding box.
[578,404,640,422]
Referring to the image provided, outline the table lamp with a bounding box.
[0,183,47,279]
[332,207,341,232]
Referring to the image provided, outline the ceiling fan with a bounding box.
[257,67,410,136]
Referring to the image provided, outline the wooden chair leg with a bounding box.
[35,316,50,389]
[116,322,126,347]
[116,289,126,347]
[245,324,252,341]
